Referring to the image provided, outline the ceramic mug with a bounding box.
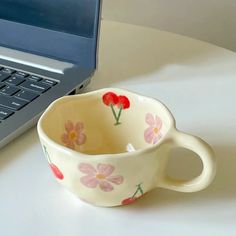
[37,88,216,207]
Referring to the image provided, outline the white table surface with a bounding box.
[0,20,235,236]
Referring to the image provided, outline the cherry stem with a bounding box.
[115,106,123,125]
[110,104,122,125]
[43,145,51,164]
[110,104,117,119]
[137,183,144,195]
[132,183,143,198]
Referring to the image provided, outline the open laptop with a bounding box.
[0,0,101,149]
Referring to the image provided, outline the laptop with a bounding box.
[0,0,101,149]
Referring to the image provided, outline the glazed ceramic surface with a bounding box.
[37,88,216,207]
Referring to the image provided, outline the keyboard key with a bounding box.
[0,106,14,120]
[42,79,57,86]
[0,72,10,82]
[1,68,15,74]
[15,90,39,102]
[0,86,20,96]
[0,83,5,89]
[28,75,42,82]
[5,76,25,86]
[20,80,51,93]
[14,71,28,77]
[0,95,28,110]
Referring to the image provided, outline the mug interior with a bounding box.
[40,89,172,155]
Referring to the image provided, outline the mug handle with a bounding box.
[159,129,216,192]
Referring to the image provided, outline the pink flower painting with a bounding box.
[78,163,124,192]
[61,120,86,149]
[144,113,163,144]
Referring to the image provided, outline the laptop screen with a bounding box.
[0,0,96,37]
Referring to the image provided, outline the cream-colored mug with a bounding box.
[37,88,216,207]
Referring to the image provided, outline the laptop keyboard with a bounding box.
[0,66,58,121]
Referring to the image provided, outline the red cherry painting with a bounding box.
[50,164,64,180]
[102,91,130,125]
[102,92,118,106]
[117,95,130,109]
[122,197,137,205]
[43,145,64,180]
[121,183,144,206]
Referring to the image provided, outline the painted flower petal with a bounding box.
[99,180,114,192]
[76,133,86,145]
[80,175,99,188]
[62,134,75,149]
[145,113,155,126]
[107,175,124,185]
[75,122,84,132]
[144,127,155,143]
[97,163,115,177]
[78,163,97,175]
[153,136,158,144]
[153,133,162,144]
[66,141,75,150]
[61,133,70,143]
[65,120,74,133]
[155,116,163,130]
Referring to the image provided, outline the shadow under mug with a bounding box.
[37,88,216,207]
